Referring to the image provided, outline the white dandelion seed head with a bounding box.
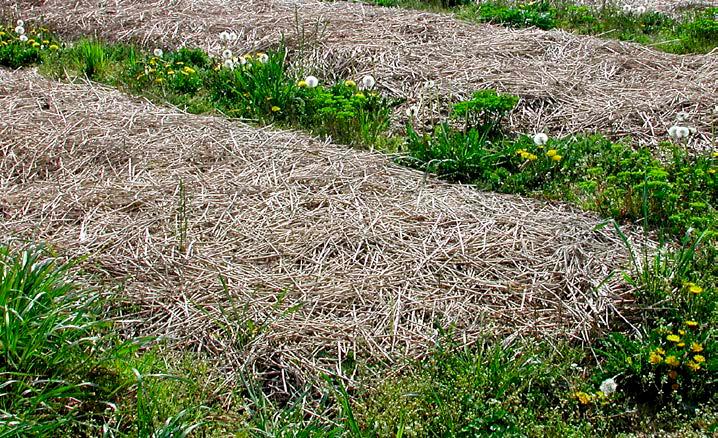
[599,378,618,396]
[305,75,319,88]
[676,111,690,122]
[19,34,27,42]
[668,125,679,139]
[228,32,238,42]
[219,31,230,43]
[635,6,646,14]
[258,53,269,64]
[223,59,235,70]
[222,49,233,60]
[533,133,549,146]
[360,74,376,90]
[622,4,633,13]
[14,25,24,35]
[670,125,690,140]
[16,19,24,27]
[238,56,247,65]
[153,48,163,58]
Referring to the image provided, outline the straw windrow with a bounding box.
[0,69,647,390]
[4,0,717,150]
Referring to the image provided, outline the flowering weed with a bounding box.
[0,23,58,68]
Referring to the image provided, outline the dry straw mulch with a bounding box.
[4,0,718,151]
[1,69,643,389]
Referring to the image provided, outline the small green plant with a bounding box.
[298,80,395,145]
[176,179,189,253]
[451,89,519,135]
[67,39,109,79]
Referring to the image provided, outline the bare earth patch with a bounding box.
[0,69,643,388]
[5,0,718,150]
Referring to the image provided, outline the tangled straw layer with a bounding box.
[4,0,718,150]
[0,69,646,391]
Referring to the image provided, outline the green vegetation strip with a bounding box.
[368,0,718,55]
[2,21,717,435]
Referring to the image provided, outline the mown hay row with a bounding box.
[0,69,644,388]
[4,0,718,150]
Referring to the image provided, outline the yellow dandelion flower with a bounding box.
[686,361,701,372]
[713,152,718,158]
[552,154,562,162]
[655,348,666,355]
[167,70,175,75]
[691,343,703,353]
[685,283,703,294]
[154,77,165,84]
[345,79,357,87]
[298,80,308,88]
[546,149,558,157]
[666,334,681,343]
[665,356,680,367]
[182,66,195,75]
[49,44,59,50]
[271,106,280,112]
[42,39,49,44]
[574,391,592,405]
[355,92,366,98]
[677,342,685,348]
[685,320,698,328]
[649,351,663,364]
[693,355,705,363]
[709,168,717,174]
[678,330,685,335]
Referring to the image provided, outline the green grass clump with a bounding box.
[0,245,214,436]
